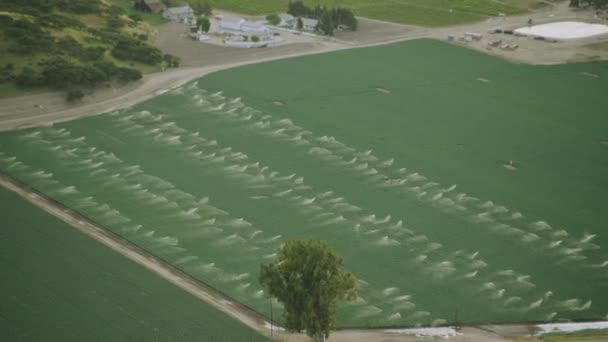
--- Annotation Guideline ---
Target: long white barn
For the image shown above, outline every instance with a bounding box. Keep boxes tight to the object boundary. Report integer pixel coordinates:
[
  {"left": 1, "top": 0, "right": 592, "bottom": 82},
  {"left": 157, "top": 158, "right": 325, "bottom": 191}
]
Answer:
[{"left": 220, "top": 18, "right": 269, "bottom": 34}]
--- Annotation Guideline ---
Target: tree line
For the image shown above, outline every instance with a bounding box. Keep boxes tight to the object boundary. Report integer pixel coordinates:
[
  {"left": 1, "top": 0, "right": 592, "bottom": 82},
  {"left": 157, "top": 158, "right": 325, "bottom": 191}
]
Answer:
[
  {"left": 570, "top": 0, "right": 608, "bottom": 8},
  {"left": 287, "top": 0, "right": 358, "bottom": 35}
]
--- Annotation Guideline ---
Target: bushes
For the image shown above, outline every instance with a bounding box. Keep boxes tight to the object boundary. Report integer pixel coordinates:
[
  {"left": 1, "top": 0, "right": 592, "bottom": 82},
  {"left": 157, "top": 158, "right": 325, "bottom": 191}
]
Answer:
[
  {"left": 0, "top": 64, "right": 15, "bottom": 83},
  {"left": 0, "top": 0, "right": 102, "bottom": 14},
  {"left": 36, "top": 13, "right": 84, "bottom": 29},
  {"left": 0, "top": 0, "right": 174, "bottom": 93},
  {"left": 66, "top": 90, "right": 84, "bottom": 102},
  {"left": 15, "top": 59, "right": 143, "bottom": 90},
  {"left": 55, "top": 37, "right": 106, "bottom": 62},
  {"left": 129, "top": 14, "right": 143, "bottom": 22},
  {"left": 112, "top": 39, "right": 163, "bottom": 65},
  {"left": 5, "top": 19, "right": 54, "bottom": 54},
  {"left": 163, "top": 54, "right": 180, "bottom": 68},
  {"left": 266, "top": 13, "right": 280, "bottom": 26},
  {"left": 15, "top": 67, "right": 43, "bottom": 88}
]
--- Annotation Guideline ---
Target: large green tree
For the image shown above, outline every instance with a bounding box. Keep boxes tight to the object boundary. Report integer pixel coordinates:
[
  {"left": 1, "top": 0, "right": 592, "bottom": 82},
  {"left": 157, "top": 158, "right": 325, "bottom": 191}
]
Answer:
[
  {"left": 191, "top": 0, "right": 212, "bottom": 16},
  {"left": 197, "top": 16, "right": 210, "bottom": 32},
  {"left": 259, "top": 239, "right": 357, "bottom": 342}
]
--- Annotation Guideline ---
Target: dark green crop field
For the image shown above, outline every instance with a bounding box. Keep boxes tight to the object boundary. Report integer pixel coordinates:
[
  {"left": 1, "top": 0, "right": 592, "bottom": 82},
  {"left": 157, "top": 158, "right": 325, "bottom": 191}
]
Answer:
[
  {"left": 0, "top": 187, "right": 266, "bottom": 341},
  {"left": 1, "top": 39, "right": 607, "bottom": 328}
]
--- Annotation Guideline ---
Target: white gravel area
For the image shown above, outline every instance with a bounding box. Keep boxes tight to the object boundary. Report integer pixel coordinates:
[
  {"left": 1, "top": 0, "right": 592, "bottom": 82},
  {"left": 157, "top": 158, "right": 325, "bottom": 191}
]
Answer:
[{"left": 515, "top": 21, "right": 608, "bottom": 40}]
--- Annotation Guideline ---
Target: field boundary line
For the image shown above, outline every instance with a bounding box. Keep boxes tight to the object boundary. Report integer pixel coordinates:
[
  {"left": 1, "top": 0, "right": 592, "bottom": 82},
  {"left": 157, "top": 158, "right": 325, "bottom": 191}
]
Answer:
[{"left": 0, "top": 172, "right": 282, "bottom": 340}]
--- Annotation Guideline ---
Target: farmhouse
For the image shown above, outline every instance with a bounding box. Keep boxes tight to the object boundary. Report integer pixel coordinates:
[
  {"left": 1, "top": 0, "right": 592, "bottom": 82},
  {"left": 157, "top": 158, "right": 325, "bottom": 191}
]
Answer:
[
  {"left": 301, "top": 18, "right": 318, "bottom": 32},
  {"left": 136, "top": 0, "right": 166, "bottom": 13},
  {"left": 279, "top": 14, "right": 296, "bottom": 27},
  {"left": 163, "top": 6, "right": 195, "bottom": 23}
]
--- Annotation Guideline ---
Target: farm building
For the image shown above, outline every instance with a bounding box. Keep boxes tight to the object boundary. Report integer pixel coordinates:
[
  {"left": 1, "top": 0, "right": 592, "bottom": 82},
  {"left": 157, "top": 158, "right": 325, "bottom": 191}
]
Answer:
[
  {"left": 242, "top": 21, "right": 269, "bottom": 33},
  {"left": 163, "top": 6, "right": 195, "bottom": 23},
  {"left": 220, "top": 19, "right": 245, "bottom": 32},
  {"left": 301, "top": 18, "right": 318, "bottom": 32},
  {"left": 220, "top": 18, "right": 269, "bottom": 33},
  {"left": 279, "top": 14, "right": 296, "bottom": 27},
  {"left": 135, "top": 0, "right": 166, "bottom": 13}
]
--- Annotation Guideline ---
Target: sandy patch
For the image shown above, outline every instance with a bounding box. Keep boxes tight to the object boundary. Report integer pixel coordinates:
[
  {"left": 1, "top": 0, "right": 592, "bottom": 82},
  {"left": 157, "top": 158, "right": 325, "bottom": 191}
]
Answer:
[
  {"left": 375, "top": 87, "right": 391, "bottom": 94},
  {"left": 273, "top": 101, "right": 285, "bottom": 106},
  {"left": 477, "top": 78, "right": 491, "bottom": 83}
]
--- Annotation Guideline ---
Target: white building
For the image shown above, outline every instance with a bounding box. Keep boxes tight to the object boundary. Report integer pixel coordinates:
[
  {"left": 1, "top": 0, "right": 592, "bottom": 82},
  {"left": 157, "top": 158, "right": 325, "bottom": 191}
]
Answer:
[
  {"left": 301, "top": 18, "right": 318, "bottom": 32},
  {"left": 162, "top": 6, "right": 194, "bottom": 23},
  {"left": 242, "top": 20, "right": 269, "bottom": 33},
  {"left": 220, "top": 18, "right": 268, "bottom": 34},
  {"left": 279, "top": 14, "right": 296, "bottom": 27},
  {"left": 220, "top": 18, "right": 245, "bottom": 31}
]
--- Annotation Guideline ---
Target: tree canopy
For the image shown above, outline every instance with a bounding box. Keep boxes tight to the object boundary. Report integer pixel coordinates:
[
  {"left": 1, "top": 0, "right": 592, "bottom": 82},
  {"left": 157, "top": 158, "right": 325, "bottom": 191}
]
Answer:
[
  {"left": 266, "top": 13, "right": 281, "bottom": 26},
  {"left": 197, "top": 16, "right": 211, "bottom": 32},
  {"left": 286, "top": 0, "right": 358, "bottom": 35},
  {"left": 192, "top": 0, "right": 212, "bottom": 16},
  {"left": 259, "top": 239, "right": 357, "bottom": 341},
  {"left": 570, "top": 0, "right": 608, "bottom": 7}
]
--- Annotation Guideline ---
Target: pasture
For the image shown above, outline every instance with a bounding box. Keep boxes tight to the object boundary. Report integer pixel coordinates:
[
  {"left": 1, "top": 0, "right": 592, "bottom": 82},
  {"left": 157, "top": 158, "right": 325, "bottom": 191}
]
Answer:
[
  {"left": 209, "top": 0, "right": 541, "bottom": 26},
  {"left": 1, "top": 39, "right": 607, "bottom": 328},
  {"left": 0, "top": 186, "right": 267, "bottom": 340}
]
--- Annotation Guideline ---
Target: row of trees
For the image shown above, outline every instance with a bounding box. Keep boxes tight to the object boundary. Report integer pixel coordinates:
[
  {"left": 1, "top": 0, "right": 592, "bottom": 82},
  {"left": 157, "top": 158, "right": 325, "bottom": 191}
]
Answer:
[
  {"left": 570, "top": 0, "right": 608, "bottom": 8},
  {"left": 287, "top": 0, "right": 358, "bottom": 35}
]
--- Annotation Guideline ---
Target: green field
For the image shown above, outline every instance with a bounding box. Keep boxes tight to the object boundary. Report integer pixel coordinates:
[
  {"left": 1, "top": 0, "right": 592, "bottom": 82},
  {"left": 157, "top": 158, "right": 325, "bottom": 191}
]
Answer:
[
  {"left": 1, "top": 39, "right": 607, "bottom": 328},
  {"left": 210, "top": 0, "right": 540, "bottom": 26},
  {"left": 0, "top": 186, "right": 267, "bottom": 341}
]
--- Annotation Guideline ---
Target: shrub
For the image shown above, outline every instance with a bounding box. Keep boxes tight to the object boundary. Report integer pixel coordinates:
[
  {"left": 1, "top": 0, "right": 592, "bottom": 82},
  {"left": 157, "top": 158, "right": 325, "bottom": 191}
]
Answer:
[
  {"left": 111, "top": 39, "right": 163, "bottom": 65},
  {"left": 0, "top": 64, "right": 15, "bottom": 83},
  {"left": 15, "top": 67, "right": 43, "bottom": 88},
  {"left": 266, "top": 13, "right": 280, "bottom": 26},
  {"left": 251, "top": 35, "right": 260, "bottom": 42},
  {"left": 163, "top": 54, "right": 180, "bottom": 68},
  {"left": 128, "top": 13, "right": 143, "bottom": 22},
  {"left": 66, "top": 90, "right": 84, "bottom": 102}
]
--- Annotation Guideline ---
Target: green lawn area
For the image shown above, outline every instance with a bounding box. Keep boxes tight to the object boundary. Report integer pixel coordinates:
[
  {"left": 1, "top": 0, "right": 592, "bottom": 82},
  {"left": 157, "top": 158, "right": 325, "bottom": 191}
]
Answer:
[
  {"left": 1, "top": 39, "right": 607, "bottom": 328},
  {"left": 106, "top": 0, "right": 168, "bottom": 25},
  {"left": 0, "top": 186, "right": 267, "bottom": 341},
  {"left": 542, "top": 331, "right": 608, "bottom": 341},
  {"left": 210, "top": 0, "right": 540, "bottom": 26}
]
